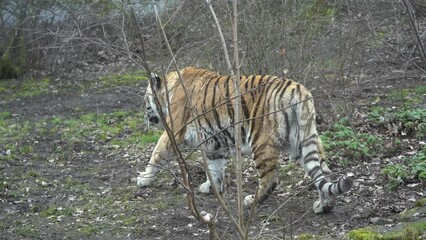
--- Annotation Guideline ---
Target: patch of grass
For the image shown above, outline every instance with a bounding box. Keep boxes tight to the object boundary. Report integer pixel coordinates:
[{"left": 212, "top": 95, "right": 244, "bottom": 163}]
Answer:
[
  {"left": 15, "top": 226, "right": 39, "bottom": 238},
  {"left": 382, "top": 146, "right": 426, "bottom": 190},
  {"left": 0, "top": 179, "right": 7, "bottom": 191},
  {"left": 97, "top": 70, "right": 147, "bottom": 87},
  {"left": 57, "top": 110, "right": 160, "bottom": 147},
  {"left": 0, "top": 119, "right": 34, "bottom": 161},
  {"left": 367, "top": 105, "right": 426, "bottom": 139},
  {"left": 0, "top": 111, "right": 11, "bottom": 120},
  {"left": 415, "top": 198, "right": 426, "bottom": 207},
  {"left": 415, "top": 85, "right": 426, "bottom": 95},
  {"left": 387, "top": 87, "right": 426, "bottom": 109},
  {"left": 395, "top": 109, "right": 426, "bottom": 138},
  {"left": 298, "top": 233, "right": 318, "bottom": 240},
  {"left": 79, "top": 224, "right": 102, "bottom": 235},
  {"left": 0, "top": 78, "right": 51, "bottom": 100},
  {"left": 347, "top": 227, "right": 381, "bottom": 240},
  {"left": 25, "top": 170, "right": 40, "bottom": 178},
  {"left": 63, "top": 176, "right": 86, "bottom": 190},
  {"left": 127, "top": 130, "right": 162, "bottom": 146},
  {"left": 320, "top": 118, "right": 383, "bottom": 164},
  {"left": 40, "top": 206, "right": 74, "bottom": 218}
]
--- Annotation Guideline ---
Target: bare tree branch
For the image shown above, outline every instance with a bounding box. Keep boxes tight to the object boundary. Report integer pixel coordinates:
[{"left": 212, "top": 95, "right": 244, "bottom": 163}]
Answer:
[{"left": 402, "top": 0, "right": 426, "bottom": 70}]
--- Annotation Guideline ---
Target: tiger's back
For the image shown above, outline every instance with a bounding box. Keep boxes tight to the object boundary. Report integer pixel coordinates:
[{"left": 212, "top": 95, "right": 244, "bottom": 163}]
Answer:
[{"left": 138, "top": 67, "right": 353, "bottom": 213}]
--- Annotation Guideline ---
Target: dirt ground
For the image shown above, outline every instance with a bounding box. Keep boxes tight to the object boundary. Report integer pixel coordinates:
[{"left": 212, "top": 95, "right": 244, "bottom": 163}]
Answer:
[
  {"left": 1, "top": 2, "right": 426, "bottom": 238},
  {"left": 0, "top": 65, "right": 425, "bottom": 240}
]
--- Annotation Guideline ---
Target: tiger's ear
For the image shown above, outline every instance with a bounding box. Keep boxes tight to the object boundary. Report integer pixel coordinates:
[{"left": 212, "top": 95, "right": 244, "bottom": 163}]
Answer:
[{"left": 150, "top": 73, "right": 161, "bottom": 89}]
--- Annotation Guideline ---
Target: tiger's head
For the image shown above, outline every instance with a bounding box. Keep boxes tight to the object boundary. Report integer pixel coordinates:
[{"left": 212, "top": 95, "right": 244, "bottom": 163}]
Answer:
[{"left": 144, "top": 73, "right": 166, "bottom": 128}]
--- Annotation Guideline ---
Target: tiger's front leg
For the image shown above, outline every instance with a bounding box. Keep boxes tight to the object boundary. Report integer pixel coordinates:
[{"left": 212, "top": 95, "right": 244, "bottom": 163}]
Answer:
[
  {"left": 198, "top": 157, "right": 226, "bottom": 194},
  {"left": 137, "top": 132, "right": 171, "bottom": 187}
]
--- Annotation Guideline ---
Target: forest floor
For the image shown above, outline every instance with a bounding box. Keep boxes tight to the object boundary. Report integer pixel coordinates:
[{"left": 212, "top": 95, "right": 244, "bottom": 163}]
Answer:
[{"left": 0, "top": 63, "right": 425, "bottom": 240}]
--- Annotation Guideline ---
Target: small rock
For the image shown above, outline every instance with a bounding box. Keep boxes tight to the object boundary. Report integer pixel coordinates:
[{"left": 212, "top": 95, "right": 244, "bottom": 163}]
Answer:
[{"left": 370, "top": 217, "right": 393, "bottom": 225}]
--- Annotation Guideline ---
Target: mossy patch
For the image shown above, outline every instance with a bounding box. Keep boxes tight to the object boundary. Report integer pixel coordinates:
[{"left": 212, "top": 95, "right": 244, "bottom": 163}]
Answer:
[
  {"left": 348, "top": 227, "right": 381, "bottom": 240},
  {"left": 320, "top": 117, "right": 383, "bottom": 164},
  {"left": 96, "top": 70, "right": 147, "bottom": 87},
  {"left": 415, "top": 198, "right": 426, "bottom": 208},
  {"left": 347, "top": 220, "right": 426, "bottom": 240},
  {"left": 0, "top": 77, "right": 51, "bottom": 100}
]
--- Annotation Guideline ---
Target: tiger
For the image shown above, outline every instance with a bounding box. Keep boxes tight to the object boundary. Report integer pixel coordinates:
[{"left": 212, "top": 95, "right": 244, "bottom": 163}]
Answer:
[{"left": 137, "top": 67, "right": 353, "bottom": 213}]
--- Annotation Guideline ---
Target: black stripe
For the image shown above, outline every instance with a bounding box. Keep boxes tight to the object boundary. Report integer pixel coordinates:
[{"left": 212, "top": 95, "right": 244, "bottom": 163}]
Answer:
[
  {"left": 272, "top": 79, "right": 288, "bottom": 107},
  {"left": 313, "top": 173, "right": 323, "bottom": 183},
  {"left": 307, "top": 166, "right": 320, "bottom": 178},
  {"left": 304, "top": 157, "right": 319, "bottom": 165},
  {"left": 318, "top": 179, "right": 327, "bottom": 190},
  {"left": 214, "top": 140, "right": 221, "bottom": 151},
  {"left": 268, "top": 79, "right": 283, "bottom": 112},
  {"left": 244, "top": 75, "right": 254, "bottom": 98},
  {"left": 225, "top": 76, "right": 236, "bottom": 145},
  {"left": 255, "top": 156, "right": 276, "bottom": 164},
  {"left": 203, "top": 77, "right": 216, "bottom": 110},
  {"left": 304, "top": 150, "right": 318, "bottom": 161},
  {"left": 328, "top": 184, "right": 333, "bottom": 195},
  {"left": 224, "top": 76, "right": 234, "bottom": 123},
  {"left": 337, "top": 180, "right": 343, "bottom": 194},
  {"left": 247, "top": 76, "right": 260, "bottom": 140},
  {"left": 202, "top": 77, "right": 220, "bottom": 143},
  {"left": 240, "top": 77, "right": 251, "bottom": 119},
  {"left": 255, "top": 162, "right": 266, "bottom": 169},
  {"left": 291, "top": 88, "right": 296, "bottom": 100},
  {"left": 302, "top": 134, "right": 317, "bottom": 144},
  {"left": 251, "top": 129, "right": 262, "bottom": 147},
  {"left": 241, "top": 126, "right": 247, "bottom": 143},
  {"left": 192, "top": 69, "right": 209, "bottom": 83},
  {"left": 240, "top": 94, "right": 250, "bottom": 120},
  {"left": 260, "top": 165, "right": 277, "bottom": 178},
  {"left": 211, "top": 78, "right": 233, "bottom": 143},
  {"left": 284, "top": 112, "right": 290, "bottom": 142},
  {"left": 260, "top": 76, "right": 275, "bottom": 116},
  {"left": 278, "top": 80, "right": 293, "bottom": 105},
  {"left": 251, "top": 141, "right": 271, "bottom": 154},
  {"left": 303, "top": 140, "right": 317, "bottom": 147},
  {"left": 249, "top": 76, "right": 269, "bottom": 141},
  {"left": 297, "top": 84, "right": 303, "bottom": 104},
  {"left": 250, "top": 75, "right": 258, "bottom": 95}
]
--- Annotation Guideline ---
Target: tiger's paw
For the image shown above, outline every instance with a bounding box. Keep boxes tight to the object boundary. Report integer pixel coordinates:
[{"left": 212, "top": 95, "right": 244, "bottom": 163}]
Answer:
[
  {"left": 243, "top": 195, "right": 255, "bottom": 207},
  {"left": 313, "top": 200, "right": 334, "bottom": 214},
  {"left": 136, "top": 172, "right": 156, "bottom": 187},
  {"left": 198, "top": 181, "right": 211, "bottom": 193}
]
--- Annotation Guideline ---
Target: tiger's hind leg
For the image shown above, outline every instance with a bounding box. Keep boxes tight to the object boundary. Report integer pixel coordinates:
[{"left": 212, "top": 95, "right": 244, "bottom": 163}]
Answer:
[
  {"left": 243, "top": 136, "right": 279, "bottom": 207},
  {"left": 198, "top": 156, "right": 226, "bottom": 194}
]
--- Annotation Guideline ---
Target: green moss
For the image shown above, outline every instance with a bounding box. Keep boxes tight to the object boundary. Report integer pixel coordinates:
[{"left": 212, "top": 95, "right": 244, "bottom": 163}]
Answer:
[
  {"left": 415, "top": 198, "right": 426, "bottom": 207},
  {"left": 320, "top": 118, "right": 383, "bottom": 164},
  {"left": 0, "top": 179, "right": 7, "bottom": 192},
  {"left": 137, "top": 130, "right": 162, "bottom": 145},
  {"left": 97, "top": 70, "right": 147, "bottom": 87},
  {"left": 347, "top": 227, "right": 381, "bottom": 240},
  {"left": 347, "top": 221, "right": 426, "bottom": 240},
  {"left": 415, "top": 85, "right": 426, "bottom": 95},
  {"left": 80, "top": 225, "right": 100, "bottom": 235},
  {"left": 40, "top": 206, "right": 74, "bottom": 218},
  {"left": 382, "top": 221, "right": 426, "bottom": 239},
  {"left": 1, "top": 48, "right": 21, "bottom": 79},
  {"left": 15, "top": 226, "right": 38, "bottom": 238},
  {"left": 298, "top": 233, "right": 316, "bottom": 240},
  {"left": 0, "top": 111, "right": 11, "bottom": 120},
  {"left": 25, "top": 170, "right": 39, "bottom": 178}
]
